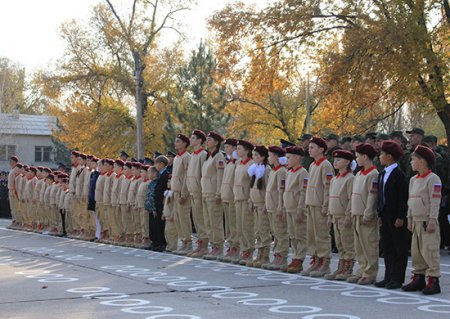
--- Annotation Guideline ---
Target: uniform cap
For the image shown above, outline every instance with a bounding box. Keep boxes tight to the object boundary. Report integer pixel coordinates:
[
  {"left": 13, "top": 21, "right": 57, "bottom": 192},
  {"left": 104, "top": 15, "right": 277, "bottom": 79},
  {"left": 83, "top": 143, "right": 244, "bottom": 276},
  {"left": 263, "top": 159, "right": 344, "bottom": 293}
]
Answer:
[
  {"left": 10, "top": 156, "right": 19, "bottom": 162},
  {"left": 413, "top": 145, "right": 435, "bottom": 167},
  {"left": 192, "top": 129, "right": 207, "bottom": 142},
  {"left": 176, "top": 133, "right": 190, "bottom": 146},
  {"left": 310, "top": 137, "right": 328, "bottom": 152},
  {"left": 406, "top": 127, "right": 425, "bottom": 136},
  {"left": 355, "top": 143, "right": 378, "bottom": 159},
  {"left": 280, "top": 139, "right": 295, "bottom": 148},
  {"left": 208, "top": 131, "right": 224, "bottom": 142},
  {"left": 253, "top": 145, "right": 268, "bottom": 158},
  {"left": 237, "top": 140, "right": 254, "bottom": 150},
  {"left": 286, "top": 146, "right": 305, "bottom": 156},
  {"left": 381, "top": 140, "right": 404, "bottom": 159},
  {"left": 298, "top": 133, "right": 313, "bottom": 141},
  {"left": 326, "top": 133, "right": 339, "bottom": 141},
  {"left": 268, "top": 145, "right": 286, "bottom": 156},
  {"left": 114, "top": 159, "right": 125, "bottom": 167},
  {"left": 333, "top": 150, "right": 354, "bottom": 161},
  {"left": 224, "top": 138, "right": 238, "bottom": 146}
]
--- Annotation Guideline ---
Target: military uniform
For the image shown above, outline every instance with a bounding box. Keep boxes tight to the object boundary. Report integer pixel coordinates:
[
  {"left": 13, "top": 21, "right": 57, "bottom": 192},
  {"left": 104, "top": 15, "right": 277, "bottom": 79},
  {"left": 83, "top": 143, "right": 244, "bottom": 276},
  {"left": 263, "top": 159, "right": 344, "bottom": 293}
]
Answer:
[
  {"left": 136, "top": 174, "right": 151, "bottom": 246},
  {"left": 102, "top": 169, "right": 115, "bottom": 240},
  {"left": 128, "top": 169, "right": 143, "bottom": 245},
  {"left": 186, "top": 147, "right": 208, "bottom": 256},
  {"left": 201, "top": 145, "right": 226, "bottom": 260},
  {"left": 171, "top": 149, "right": 192, "bottom": 254},
  {"left": 119, "top": 171, "right": 134, "bottom": 243},
  {"left": 95, "top": 170, "right": 107, "bottom": 239},
  {"left": 111, "top": 169, "right": 125, "bottom": 242},
  {"left": 7, "top": 165, "right": 19, "bottom": 226}
]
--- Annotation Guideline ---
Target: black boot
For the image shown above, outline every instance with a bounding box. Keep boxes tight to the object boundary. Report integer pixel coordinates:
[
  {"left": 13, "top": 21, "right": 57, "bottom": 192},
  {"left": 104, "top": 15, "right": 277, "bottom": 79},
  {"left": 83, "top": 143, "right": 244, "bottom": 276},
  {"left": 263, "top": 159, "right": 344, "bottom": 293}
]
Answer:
[
  {"left": 402, "top": 274, "right": 426, "bottom": 291},
  {"left": 422, "top": 277, "right": 441, "bottom": 295}
]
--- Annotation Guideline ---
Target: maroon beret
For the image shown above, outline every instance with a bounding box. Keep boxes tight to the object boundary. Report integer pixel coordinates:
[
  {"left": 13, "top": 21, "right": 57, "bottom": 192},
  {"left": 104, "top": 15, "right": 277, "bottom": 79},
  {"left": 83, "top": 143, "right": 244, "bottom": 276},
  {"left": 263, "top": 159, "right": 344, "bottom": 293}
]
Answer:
[
  {"left": 141, "top": 164, "right": 150, "bottom": 170},
  {"left": 310, "top": 137, "right": 328, "bottom": 152},
  {"left": 71, "top": 151, "right": 80, "bottom": 156},
  {"left": 114, "top": 159, "right": 125, "bottom": 167},
  {"left": 10, "top": 156, "right": 19, "bottom": 162},
  {"left": 46, "top": 174, "right": 55, "bottom": 181},
  {"left": 413, "top": 145, "right": 435, "bottom": 167},
  {"left": 224, "top": 138, "right": 238, "bottom": 146},
  {"left": 268, "top": 145, "right": 286, "bottom": 156},
  {"left": 355, "top": 143, "right": 378, "bottom": 159},
  {"left": 86, "top": 154, "right": 94, "bottom": 160},
  {"left": 43, "top": 167, "right": 52, "bottom": 173},
  {"left": 91, "top": 156, "right": 99, "bottom": 162},
  {"left": 286, "top": 146, "right": 305, "bottom": 156},
  {"left": 131, "top": 162, "right": 142, "bottom": 168},
  {"left": 29, "top": 166, "right": 38, "bottom": 173},
  {"left": 253, "top": 145, "right": 268, "bottom": 158},
  {"left": 57, "top": 172, "right": 66, "bottom": 178},
  {"left": 237, "top": 140, "right": 254, "bottom": 150},
  {"left": 192, "top": 129, "right": 207, "bottom": 142},
  {"left": 78, "top": 153, "right": 87, "bottom": 160},
  {"left": 333, "top": 150, "right": 354, "bottom": 161},
  {"left": 125, "top": 161, "right": 133, "bottom": 168},
  {"left": 23, "top": 165, "right": 30, "bottom": 170},
  {"left": 16, "top": 163, "right": 23, "bottom": 168},
  {"left": 37, "top": 166, "right": 44, "bottom": 171},
  {"left": 103, "top": 158, "right": 114, "bottom": 166},
  {"left": 176, "top": 133, "right": 190, "bottom": 146},
  {"left": 381, "top": 140, "right": 404, "bottom": 159},
  {"left": 207, "top": 131, "right": 223, "bottom": 143}
]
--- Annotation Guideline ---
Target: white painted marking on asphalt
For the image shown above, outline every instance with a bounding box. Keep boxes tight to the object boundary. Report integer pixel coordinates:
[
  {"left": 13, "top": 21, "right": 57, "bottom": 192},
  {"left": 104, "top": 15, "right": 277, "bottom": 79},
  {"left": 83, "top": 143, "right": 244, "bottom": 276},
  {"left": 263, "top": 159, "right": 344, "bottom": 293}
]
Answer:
[
  {"left": 376, "top": 297, "right": 430, "bottom": 305},
  {"left": 269, "top": 305, "right": 322, "bottom": 314},
  {"left": 238, "top": 298, "right": 288, "bottom": 306}
]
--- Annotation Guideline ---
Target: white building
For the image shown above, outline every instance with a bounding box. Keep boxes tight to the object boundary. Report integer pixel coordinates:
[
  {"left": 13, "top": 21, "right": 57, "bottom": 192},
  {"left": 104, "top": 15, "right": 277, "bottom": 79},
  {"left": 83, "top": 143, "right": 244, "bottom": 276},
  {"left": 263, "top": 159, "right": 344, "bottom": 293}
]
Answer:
[{"left": 0, "top": 113, "right": 57, "bottom": 171}]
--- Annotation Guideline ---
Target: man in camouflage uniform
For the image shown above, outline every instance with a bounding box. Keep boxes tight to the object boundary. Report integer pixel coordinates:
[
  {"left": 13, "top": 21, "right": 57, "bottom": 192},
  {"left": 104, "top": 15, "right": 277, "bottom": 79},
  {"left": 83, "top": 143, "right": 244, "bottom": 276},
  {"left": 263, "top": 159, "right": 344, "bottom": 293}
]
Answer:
[{"left": 325, "top": 133, "right": 342, "bottom": 164}]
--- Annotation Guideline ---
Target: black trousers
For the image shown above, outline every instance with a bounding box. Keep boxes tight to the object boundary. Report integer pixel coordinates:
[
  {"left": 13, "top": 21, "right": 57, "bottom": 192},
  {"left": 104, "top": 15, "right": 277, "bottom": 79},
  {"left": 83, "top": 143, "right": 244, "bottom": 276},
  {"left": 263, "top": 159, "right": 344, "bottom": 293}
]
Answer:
[
  {"left": 149, "top": 210, "right": 166, "bottom": 247},
  {"left": 380, "top": 215, "right": 410, "bottom": 283}
]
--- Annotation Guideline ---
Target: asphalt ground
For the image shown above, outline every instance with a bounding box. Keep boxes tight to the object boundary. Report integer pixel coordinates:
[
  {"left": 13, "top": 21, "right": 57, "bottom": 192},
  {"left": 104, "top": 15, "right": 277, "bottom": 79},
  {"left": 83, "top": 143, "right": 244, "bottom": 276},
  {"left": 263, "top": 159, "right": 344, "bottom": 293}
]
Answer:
[{"left": 1, "top": 218, "right": 450, "bottom": 319}]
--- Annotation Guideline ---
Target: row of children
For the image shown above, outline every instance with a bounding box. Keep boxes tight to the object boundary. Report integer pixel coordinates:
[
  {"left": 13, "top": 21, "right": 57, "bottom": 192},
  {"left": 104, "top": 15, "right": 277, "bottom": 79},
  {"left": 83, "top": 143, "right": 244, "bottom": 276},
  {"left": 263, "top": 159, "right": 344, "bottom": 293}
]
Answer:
[{"left": 7, "top": 129, "right": 443, "bottom": 295}]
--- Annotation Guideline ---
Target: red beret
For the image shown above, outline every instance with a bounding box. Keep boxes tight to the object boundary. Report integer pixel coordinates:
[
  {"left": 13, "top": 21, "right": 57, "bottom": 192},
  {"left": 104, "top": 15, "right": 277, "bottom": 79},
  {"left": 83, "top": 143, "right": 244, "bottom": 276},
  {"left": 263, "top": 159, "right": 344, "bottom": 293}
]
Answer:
[
  {"left": 86, "top": 154, "right": 94, "bottom": 160},
  {"left": 286, "top": 146, "right": 305, "bottom": 156},
  {"left": 413, "top": 145, "right": 435, "bottom": 167},
  {"left": 23, "top": 165, "right": 30, "bottom": 170},
  {"left": 37, "top": 166, "right": 44, "bottom": 171},
  {"left": 310, "top": 137, "right": 328, "bottom": 152},
  {"left": 71, "top": 151, "right": 80, "bottom": 156},
  {"left": 207, "top": 131, "right": 223, "bottom": 142},
  {"left": 192, "top": 129, "right": 207, "bottom": 142},
  {"left": 43, "top": 167, "right": 52, "bottom": 173},
  {"left": 57, "top": 172, "right": 66, "bottom": 178},
  {"left": 381, "top": 140, "right": 404, "bottom": 159},
  {"left": 16, "top": 163, "right": 23, "bottom": 168},
  {"left": 176, "top": 133, "right": 190, "bottom": 146},
  {"left": 333, "top": 150, "right": 354, "bottom": 161},
  {"left": 125, "top": 161, "right": 133, "bottom": 168},
  {"left": 224, "top": 138, "right": 238, "bottom": 146},
  {"left": 253, "top": 145, "right": 268, "bottom": 158},
  {"left": 46, "top": 174, "right": 55, "bottom": 181},
  {"left": 355, "top": 143, "right": 378, "bottom": 159},
  {"left": 78, "top": 153, "right": 87, "bottom": 160},
  {"left": 141, "top": 164, "right": 150, "bottom": 170},
  {"left": 10, "top": 156, "right": 19, "bottom": 162},
  {"left": 237, "top": 140, "right": 254, "bottom": 150},
  {"left": 268, "top": 145, "right": 286, "bottom": 156},
  {"left": 91, "top": 156, "right": 99, "bottom": 162},
  {"left": 29, "top": 166, "right": 37, "bottom": 173},
  {"left": 114, "top": 159, "right": 125, "bottom": 167}
]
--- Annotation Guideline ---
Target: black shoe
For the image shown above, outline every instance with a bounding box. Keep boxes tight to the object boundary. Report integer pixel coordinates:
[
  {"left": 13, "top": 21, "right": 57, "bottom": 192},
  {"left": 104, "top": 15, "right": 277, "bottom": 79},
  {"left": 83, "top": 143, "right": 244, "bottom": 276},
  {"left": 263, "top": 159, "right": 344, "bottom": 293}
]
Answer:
[
  {"left": 402, "top": 274, "right": 426, "bottom": 291},
  {"left": 374, "top": 279, "right": 388, "bottom": 288},
  {"left": 422, "top": 277, "right": 441, "bottom": 295},
  {"left": 386, "top": 281, "right": 402, "bottom": 290},
  {"left": 156, "top": 245, "right": 166, "bottom": 252}
]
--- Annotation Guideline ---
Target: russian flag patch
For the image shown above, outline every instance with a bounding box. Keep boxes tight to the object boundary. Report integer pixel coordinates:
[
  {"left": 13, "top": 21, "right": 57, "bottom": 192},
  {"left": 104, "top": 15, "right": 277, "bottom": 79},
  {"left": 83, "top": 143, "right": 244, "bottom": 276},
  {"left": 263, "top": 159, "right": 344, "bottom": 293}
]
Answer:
[
  {"left": 303, "top": 178, "right": 308, "bottom": 188},
  {"left": 371, "top": 181, "right": 379, "bottom": 193},
  {"left": 326, "top": 173, "right": 333, "bottom": 181},
  {"left": 434, "top": 184, "right": 442, "bottom": 193}
]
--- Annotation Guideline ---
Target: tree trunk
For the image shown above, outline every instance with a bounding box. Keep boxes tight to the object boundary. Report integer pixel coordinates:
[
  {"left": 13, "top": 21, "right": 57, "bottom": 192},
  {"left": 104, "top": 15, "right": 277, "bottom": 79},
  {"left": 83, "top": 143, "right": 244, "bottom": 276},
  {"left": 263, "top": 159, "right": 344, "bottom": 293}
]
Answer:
[{"left": 133, "top": 50, "right": 144, "bottom": 160}]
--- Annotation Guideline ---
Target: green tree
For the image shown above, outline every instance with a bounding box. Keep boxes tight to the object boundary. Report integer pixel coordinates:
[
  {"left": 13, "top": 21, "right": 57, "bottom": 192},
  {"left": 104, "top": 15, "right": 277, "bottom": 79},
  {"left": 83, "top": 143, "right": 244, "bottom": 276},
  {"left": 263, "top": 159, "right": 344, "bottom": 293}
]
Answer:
[{"left": 164, "top": 41, "right": 231, "bottom": 146}]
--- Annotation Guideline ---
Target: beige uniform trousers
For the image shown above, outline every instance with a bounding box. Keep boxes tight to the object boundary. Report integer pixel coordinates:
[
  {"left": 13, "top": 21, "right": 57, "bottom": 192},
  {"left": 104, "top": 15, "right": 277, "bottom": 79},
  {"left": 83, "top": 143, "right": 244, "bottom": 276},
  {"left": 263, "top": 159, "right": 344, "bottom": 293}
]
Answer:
[
  {"left": 131, "top": 206, "right": 141, "bottom": 235},
  {"left": 353, "top": 215, "right": 379, "bottom": 279},
  {"left": 268, "top": 211, "right": 289, "bottom": 257},
  {"left": 102, "top": 204, "right": 112, "bottom": 233},
  {"left": 333, "top": 216, "right": 355, "bottom": 260},
  {"left": 191, "top": 194, "right": 208, "bottom": 241},
  {"left": 203, "top": 196, "right": 223, "bottom": 246},
  {"left": 223, "top": 201, "right": 238, "bottom": 247},
  {"left": 411, "top": 221, "right": 441, "bottom": 277},
  {"left": 120, "top": 205, "right": 133, "bottom": 236},
  {"left": 173, "top": 191, "right": 192, "bottom": 243},
  {"left": 307, "top": 205, "right": 332, "bottom": 258},
  {"left": 235, "top": 200, "right": 254, "bottom": 252},
  {"left": 9, "top": 192, "right": 18, "bottom": 222},
  {"left": 254, "top": 206, "right": 271, "bottom": 249},
  {"left": 140, "top": 208, "right": 149, "bottom": 238},
  {"left": 287, "top": 211, "right": 308, "bottom": 260}
]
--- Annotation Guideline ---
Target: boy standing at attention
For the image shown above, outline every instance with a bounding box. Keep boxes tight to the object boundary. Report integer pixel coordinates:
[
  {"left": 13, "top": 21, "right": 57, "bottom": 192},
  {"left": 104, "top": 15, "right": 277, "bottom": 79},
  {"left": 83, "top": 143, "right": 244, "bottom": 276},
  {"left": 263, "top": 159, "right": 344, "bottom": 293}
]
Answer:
[
  {"left": 303, "top": 137, "right": 334, "bottom": 277},
  {"left": 348, "top": 143, "right": 379, "bottom": 285}
]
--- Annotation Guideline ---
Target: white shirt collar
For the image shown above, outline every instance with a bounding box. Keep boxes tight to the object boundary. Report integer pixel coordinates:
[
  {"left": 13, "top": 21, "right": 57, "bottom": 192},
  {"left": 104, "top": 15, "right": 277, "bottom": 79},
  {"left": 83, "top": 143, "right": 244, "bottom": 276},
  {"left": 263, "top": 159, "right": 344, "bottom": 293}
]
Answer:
[{"left": 384, "top": 163, "right": 398, "bottom": 174}]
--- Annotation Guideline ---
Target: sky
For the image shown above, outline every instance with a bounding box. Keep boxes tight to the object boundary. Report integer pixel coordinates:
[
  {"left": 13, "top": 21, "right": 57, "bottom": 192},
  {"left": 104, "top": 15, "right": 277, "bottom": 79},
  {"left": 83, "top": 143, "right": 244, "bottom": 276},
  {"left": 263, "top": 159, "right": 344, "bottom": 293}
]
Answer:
[{"left": 0, "top": 0, "right": 259, "bottom": 75}]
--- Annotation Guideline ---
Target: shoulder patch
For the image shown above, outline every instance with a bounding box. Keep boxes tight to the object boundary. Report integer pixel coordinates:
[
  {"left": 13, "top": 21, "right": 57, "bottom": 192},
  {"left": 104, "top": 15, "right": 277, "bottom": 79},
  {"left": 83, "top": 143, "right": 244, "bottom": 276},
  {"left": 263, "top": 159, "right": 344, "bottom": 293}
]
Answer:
[
  {"left": 326, "top": 173, "right": 333, "bottom": 182},
  {"left": 280, "top": 179, "right": 286, "bottom": 189},
  {"left": 217, "top": 160, "right": 225, "bottom": 169},
  {"left": 303, "top": 178, "right": 309, "bottom": 188},
  {"left": 434, "top": 184, "right": 442, "bottom": 193},
  {"left": 371, "top": 181, "right": 379, "bottom": 193}
]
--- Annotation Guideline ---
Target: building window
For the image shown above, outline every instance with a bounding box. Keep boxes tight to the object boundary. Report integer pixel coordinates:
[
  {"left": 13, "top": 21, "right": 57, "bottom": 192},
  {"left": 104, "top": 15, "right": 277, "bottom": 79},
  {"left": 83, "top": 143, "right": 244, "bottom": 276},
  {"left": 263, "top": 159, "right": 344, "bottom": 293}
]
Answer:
[
  {"left": 35, "top": 146, "right": 53, "bottom": 162},
  {"left": 0, "top": 145, "right": 17, "bottom": 161}
]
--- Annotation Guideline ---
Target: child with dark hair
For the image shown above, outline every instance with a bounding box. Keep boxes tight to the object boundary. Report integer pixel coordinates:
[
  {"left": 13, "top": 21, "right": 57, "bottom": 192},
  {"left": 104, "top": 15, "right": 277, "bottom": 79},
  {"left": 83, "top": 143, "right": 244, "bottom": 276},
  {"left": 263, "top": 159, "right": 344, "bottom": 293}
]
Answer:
[{"left": 248, "top": 145, "right": 271, "bottom": 267}]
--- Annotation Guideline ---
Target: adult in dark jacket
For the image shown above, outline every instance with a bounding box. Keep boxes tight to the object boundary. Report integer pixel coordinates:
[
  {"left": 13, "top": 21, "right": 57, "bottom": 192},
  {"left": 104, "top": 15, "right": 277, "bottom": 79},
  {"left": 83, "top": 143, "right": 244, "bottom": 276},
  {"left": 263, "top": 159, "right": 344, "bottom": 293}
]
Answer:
[
  {"left": 150, "top": 156, "right": 169, "bottom": 251},
  {"left": 375, "top": 141, "right": 409, "bottom": 289}
]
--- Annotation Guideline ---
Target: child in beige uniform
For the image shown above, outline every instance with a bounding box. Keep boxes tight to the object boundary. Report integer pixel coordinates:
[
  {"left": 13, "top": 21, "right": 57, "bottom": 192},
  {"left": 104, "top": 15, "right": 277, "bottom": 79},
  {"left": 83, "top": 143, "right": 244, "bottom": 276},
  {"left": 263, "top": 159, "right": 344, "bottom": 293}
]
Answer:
[
  {"left": 283, "top": 146, "right": 309, "bottom": 273},
  {"left": 263, "top": 146, "right": 288, "bottom": 271},
  {"left": 303, "top": 137, "right": 334, "bottom": 277},
  {"left": 202, "top": 132, "right": 226, "bottom": 260},
  {"left": 402, "top": 145, "right": 442, "bottom": 295},
  {"left": 171, "top": 134, "right": 192, "bottom": 255},
  {"left": 101, "top": 159, "right": 115, "bottom": 241},
  {"left": 325, "top": 150, "right": 355, "bottom": 280},
  {"left": 233, "top": 140, "right": 255, "bottom": 265},
  {"left": 348, "top": 143, "right": 379, "bottom": 285},
  {"left": 187, "top": 129, "right": 208, "bottom": 257},
  {"left": 119, "top": 162, "right": 134, "bottom": 244},
  {"left": 136, "top": 165, "right": 151, "bottom": 247},
  {"left": 248, "top": 145, "right": 271, "bottom": 267},
  {"left": 110, "top": 160, "right": 125, "bottom": 242},
  {"left": 219, "top": 139, "right": 239, "bottom": 262}
]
